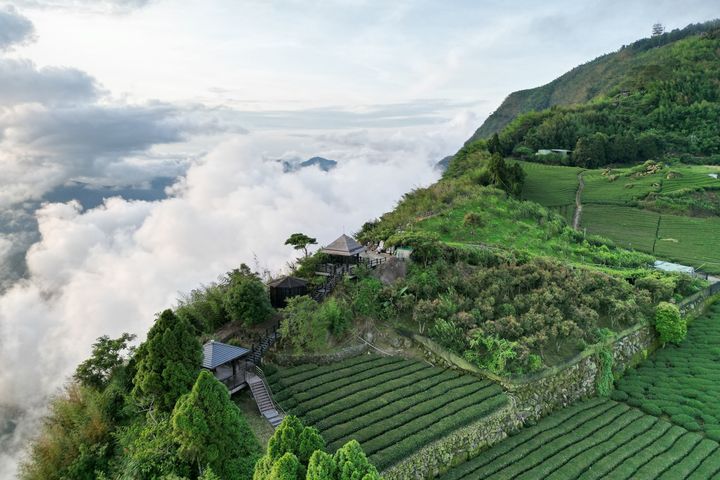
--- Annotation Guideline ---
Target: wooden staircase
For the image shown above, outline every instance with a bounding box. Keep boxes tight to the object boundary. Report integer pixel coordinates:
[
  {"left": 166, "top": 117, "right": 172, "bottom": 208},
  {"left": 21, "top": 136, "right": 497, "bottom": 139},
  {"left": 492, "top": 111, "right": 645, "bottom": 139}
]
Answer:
[
  {"left": 247, "top": 368, "right": 285, "bottom": 428},
  {"left": 248, "top": 323, "right": 280, "bottom": 366}
]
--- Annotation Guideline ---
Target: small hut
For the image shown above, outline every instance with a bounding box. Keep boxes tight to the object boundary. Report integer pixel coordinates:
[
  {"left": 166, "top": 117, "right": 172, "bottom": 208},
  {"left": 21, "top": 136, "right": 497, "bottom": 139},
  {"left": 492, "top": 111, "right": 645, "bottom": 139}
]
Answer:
[
  {"left": 319, "top": 234, "right": 366, "bottom": 264},
  {"left": 202, "top": 340, "right": 250, "bottom": 394},
  {"left": 268, "top": 276, "right": 308, "bottom": 308}
]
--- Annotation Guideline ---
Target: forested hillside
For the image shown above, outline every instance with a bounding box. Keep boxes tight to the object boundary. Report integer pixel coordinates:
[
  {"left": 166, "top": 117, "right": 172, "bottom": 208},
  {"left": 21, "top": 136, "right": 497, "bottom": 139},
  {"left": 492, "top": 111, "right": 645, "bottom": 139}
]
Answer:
[{"left": 470, "top": 20, "right": 720, "bottom": 165}]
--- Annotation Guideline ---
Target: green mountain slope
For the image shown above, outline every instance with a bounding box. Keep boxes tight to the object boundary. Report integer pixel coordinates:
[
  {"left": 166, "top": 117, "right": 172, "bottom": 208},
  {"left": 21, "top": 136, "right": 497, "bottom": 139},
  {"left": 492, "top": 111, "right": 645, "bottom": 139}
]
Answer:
[{"left": 471, "top": 20, "right": 720, "bottom": 145}]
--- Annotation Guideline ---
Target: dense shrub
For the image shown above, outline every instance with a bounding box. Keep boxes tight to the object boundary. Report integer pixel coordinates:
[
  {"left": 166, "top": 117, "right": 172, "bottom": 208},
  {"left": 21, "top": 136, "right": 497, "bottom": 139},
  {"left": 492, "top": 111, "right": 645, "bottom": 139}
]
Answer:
[
  {"left": 654, "top": 301, "right": 687, "bottom": 344},
  {"left": 224, "top": 265, "right": 274, "bottom": 326},
  {"left": 279, "top": 296, "right": 328, "bottom": 354}
]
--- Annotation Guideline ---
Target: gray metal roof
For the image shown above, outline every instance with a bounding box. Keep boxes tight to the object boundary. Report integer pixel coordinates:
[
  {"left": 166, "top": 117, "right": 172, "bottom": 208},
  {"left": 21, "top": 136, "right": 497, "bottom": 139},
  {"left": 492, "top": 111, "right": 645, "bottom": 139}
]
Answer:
[
  {"left": 202, "top": 340, "right": 250, "bottom": 369},
  {"left": 268, "top": 276, "right": 308, "bottom": 288},
  {"left": 320, "top": 234, "right": 365, "bottom": 256},
  {"left": 654, "top": 260, "right": 695, "bottom": 274}
]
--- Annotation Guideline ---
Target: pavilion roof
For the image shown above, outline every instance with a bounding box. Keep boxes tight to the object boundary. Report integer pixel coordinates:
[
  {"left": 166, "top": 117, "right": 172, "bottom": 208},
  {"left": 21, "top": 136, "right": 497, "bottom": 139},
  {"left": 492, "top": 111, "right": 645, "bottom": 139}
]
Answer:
[
  {"left": 319, "top": 234, "right": 365, "bottom": 257},
  {"left": 268, "top": 276, "right": 308, "bottom": 289},
  {"left": 202, "top": 340, "right": 250, "bottom": 369}
]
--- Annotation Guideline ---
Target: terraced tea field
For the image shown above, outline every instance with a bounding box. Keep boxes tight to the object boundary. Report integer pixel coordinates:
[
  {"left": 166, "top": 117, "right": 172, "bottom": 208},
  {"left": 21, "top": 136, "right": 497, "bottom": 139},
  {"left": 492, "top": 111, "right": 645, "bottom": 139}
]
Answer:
[
  {"left": 439, "top": 398, "right": 720, "bottom": 480},
  {"left": 655, "top": 215, "right": 720, "bottom": 272},
  {"left": 266, "top": 354, "right": 508, "bottom": 471},
  {"left": 516, "top": 161, "right": 581, "bottom": 207},
  {"left": 614, "top": 303, "right": 720, "bottom": 438},
  {"left": 581, "top": 204, "right": 659, "bottom": 252},
  {"left": 513, "top": 161, "right": 720, "bottom": 273}
]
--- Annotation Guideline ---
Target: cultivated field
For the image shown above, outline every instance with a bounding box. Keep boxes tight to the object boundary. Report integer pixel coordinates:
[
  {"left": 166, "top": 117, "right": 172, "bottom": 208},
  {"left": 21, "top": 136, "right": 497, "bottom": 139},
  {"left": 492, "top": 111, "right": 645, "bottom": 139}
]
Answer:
[
  {"left": 515, "top": 161, "right": 720, "bottom": 272},
  {"left": 266, "top": 354, "right": 508, "bottom": 471},
  {"left": 614, "top": 304, "right": 720, "bottom": 438},
  {"left": 655, "top": 215, "right": 720, "bottom": 273},
  {"left": 581, "top": 204, "right": 659, "bottom": 252},
  {"left": 438, "top": 397, "right": 720, "bottom": 480},
  {"left": 516, "top": 161, "right": 581, "bottom": 207}
]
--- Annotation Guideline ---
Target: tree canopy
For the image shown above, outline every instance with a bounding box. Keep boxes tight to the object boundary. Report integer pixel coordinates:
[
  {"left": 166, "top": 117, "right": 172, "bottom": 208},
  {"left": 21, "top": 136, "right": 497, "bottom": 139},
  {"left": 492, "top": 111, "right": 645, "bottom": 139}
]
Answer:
[
  {"left": 172, "top": 370, "right": 261, "bottom": 480},
  {"left": 132, "top": 309, "right": 202, "bottom": 412},
  {"left": 224, "top": 264, "right": 274, "bottom": 325},
  {"left": 285, "top": 233, "right": 318, "bottom": 257},
  {"left": 74, "top": 332, "right": 136, "bottom": 390}
]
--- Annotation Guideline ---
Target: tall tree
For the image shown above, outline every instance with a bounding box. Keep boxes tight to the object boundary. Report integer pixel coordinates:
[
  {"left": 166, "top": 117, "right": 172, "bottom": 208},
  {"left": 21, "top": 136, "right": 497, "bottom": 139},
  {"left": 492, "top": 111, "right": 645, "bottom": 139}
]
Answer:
[
  {"left": 224, "top": 265, "right": 274, "bottom": 325},
  {"left": 254, "top": 415, "right": 325, "bottom": 480},
  {"left": 74, "top": 332, "right": 136, "bottom": 390},
  {"left": 285, "top": 233, "right": 318, "bottom": 257},
  {"left": 306, "top": 451, "right": 336, "bottom": 480},
  {"left": 132, "top": 309, "right": 202, "bottom": 412},
  {"left": 172, "top": 370, "right": 261, "bottom": 480},
  {"left": 333, "top": 440, "right": 381, "bottom": 480},
  {"left": 487, "top": 133, "right": 501, "bottom": 155}
]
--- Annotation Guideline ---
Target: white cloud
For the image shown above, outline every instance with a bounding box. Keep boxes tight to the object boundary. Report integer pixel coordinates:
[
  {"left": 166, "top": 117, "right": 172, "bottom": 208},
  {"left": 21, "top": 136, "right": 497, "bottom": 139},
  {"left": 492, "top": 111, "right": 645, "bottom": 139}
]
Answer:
[
  {"left": 0, "top": 114, "right": 473, "bottom": 475},
  {"left": 0, "top": 58, "right": 99, "bottom": 105},
  {"left": 0, "top": 6, "right": 35, "bottom": 50}
]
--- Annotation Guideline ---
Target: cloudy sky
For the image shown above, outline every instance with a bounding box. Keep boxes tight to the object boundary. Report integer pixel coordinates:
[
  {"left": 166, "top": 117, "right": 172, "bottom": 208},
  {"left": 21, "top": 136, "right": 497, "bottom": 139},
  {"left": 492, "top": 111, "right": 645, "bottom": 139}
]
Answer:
[{"left": 0, "top": 0, "right": 718, "bottom": 476}]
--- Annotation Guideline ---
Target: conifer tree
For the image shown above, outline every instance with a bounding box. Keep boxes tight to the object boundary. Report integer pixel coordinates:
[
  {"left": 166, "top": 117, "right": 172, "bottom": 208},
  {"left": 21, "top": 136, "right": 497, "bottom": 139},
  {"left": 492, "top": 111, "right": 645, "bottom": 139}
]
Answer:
[
  {"left": 306, "top": 451, "right": 336, "bottom": 480},
  {"left": 132, "top": 309, "right": 203, "bottom": 411},
  {"left": 172, "top": 370, "right": 261, "bottom": 480},
  {"left": 333, "top": 440, "right": 380, "bottom": 480}
]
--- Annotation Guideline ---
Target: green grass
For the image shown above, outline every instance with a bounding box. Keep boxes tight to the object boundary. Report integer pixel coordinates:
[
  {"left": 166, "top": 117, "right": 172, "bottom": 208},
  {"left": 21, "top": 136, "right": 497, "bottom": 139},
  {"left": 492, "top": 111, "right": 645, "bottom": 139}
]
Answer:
[
  {"left": 266, "top": 354, "right": 508, "bottom": 471},
  {"left": 437, "top": 397, "right": 720, "bottom": 480},
  {"left": 614, "top": 303, "right": 720, "bottom": 438}
]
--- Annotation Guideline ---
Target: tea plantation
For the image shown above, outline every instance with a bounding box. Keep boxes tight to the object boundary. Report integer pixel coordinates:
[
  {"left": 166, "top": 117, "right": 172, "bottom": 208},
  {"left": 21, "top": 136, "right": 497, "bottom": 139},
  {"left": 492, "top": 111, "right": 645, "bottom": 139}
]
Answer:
[
  {"left": 515, "top": 161, "right": 720, "bottom": 273},
  {"left": 439, "top": 398, "right": 720, "bottom": 480},
  {"left": 266, "top": 354, "right": 508, "bottom": 471},
  {"left": 614, "top": 303, "right": 720, "bottom": 438}
]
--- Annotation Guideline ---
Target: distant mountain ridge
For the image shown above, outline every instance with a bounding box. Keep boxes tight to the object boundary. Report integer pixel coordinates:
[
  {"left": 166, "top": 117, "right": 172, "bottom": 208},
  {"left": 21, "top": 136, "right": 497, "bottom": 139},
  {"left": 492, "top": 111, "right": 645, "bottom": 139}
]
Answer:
[
  {"left": 470, "top": 19, "right": 720, "bottom": 142},
  {"left": 282, "top": 156, "right": 338, "bottom": 173}
]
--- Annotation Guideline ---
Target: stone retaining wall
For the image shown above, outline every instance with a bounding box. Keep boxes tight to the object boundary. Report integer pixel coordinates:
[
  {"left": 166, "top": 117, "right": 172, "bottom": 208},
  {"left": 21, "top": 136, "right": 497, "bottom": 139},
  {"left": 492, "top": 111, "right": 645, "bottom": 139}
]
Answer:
[
  {"left": 382, "top": 400, "right": 523, "bottom": 480},
  {"left": 389, "top": 289, "right": 715, "bottom": 478}
]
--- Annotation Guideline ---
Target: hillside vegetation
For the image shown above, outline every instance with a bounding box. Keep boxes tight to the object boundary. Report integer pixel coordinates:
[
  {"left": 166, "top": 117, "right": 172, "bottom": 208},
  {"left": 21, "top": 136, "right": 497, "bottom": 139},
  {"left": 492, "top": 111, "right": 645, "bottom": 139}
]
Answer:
[{"left": 472, "top": 20, "right": 720, "bottom": 144}]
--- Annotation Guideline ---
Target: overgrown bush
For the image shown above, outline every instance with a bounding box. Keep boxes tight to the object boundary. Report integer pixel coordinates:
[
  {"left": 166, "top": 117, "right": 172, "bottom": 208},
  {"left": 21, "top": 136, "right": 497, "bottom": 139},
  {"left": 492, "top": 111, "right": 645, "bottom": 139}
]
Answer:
[
  {"left": 317, "top": 298, "right": 352, "bottom": 337},
  {"left": 654, "top": 301, "right": 687, "bottom": 344}
]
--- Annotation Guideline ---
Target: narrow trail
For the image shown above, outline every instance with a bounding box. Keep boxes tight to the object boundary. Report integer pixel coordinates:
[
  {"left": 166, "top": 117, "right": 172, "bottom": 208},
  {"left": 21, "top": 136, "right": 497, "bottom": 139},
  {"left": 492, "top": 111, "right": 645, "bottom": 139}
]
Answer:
[{"left": 572, "top": 172, "right": 585, "bottom": 230}]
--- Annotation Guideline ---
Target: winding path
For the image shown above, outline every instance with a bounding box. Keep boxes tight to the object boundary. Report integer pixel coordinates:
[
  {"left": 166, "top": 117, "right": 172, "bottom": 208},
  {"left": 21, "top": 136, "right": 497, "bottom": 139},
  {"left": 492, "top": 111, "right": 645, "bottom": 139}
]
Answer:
[{"left": 572, "top": 172, "right": 585, "bottom": 230}]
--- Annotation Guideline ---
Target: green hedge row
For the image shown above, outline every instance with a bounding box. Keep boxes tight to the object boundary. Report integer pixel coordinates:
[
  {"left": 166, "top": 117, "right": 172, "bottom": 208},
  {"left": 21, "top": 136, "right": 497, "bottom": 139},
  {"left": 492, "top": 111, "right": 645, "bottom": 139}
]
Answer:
[
  {"left": 474, "top": 405, "right": 632, "bottom": 479},
  {"left": 279, "top": 356, "right": 403, "bottom": 394},
  {"left": 370, "top": 395, "right": 508, "bottom": 470},
  {"left": 613, "top": 308, "right": 720, "bottom": 435},
  {"left": 438, "top": 399, "right": 720, "bottom": 480},
  {"left": 291, "top": 362, "right": 428, "bottom": 416},
  {"left": 357, "top": 386, "right": 506, "bottom": 457},
  {"left": 293, "top": 359, "right": 419, "bottom": 402},
  {"left": 574, "top": 420, "right": 672, "bottom": 480},
  {"left": 325, "top": 380, "right": 495, "bottom": 448},
  {"left": 513, "top": 409, "right": 644, "bottom": 478},
  {"left": 439, "top": 399, "right": 615, "bottom": 480},
  {"left": 307, "top": 368, "right": 460, "bottom": 429},
  {"left": 275, "top": 354, "right": 384, "bottom": 388}
]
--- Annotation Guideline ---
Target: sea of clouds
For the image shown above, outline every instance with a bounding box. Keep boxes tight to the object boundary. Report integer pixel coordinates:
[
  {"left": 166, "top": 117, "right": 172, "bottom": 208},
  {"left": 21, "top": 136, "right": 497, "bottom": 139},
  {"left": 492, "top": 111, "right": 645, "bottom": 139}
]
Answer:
[{"left": 0, "top": 5, "right": 478, "bottom": 476}]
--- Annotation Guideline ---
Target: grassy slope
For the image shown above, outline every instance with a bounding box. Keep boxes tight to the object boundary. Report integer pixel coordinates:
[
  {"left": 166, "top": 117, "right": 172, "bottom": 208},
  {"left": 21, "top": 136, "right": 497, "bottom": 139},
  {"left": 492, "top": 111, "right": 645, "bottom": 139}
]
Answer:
[{"left": 471, "top": 20, "right": 720, "bottom": 140}]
